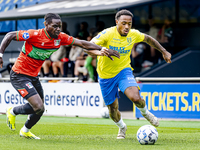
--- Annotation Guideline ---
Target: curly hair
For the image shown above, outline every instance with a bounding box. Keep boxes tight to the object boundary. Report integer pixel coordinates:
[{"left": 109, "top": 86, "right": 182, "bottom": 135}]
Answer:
[{"left": 115, "top": 9, "right": 133, "bottom": 20}]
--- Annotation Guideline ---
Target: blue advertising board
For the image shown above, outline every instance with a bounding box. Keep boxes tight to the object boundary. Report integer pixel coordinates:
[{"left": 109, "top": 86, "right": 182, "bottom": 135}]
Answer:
[{"left": 135, "top": 83, "right": 200, "bottom": 119}]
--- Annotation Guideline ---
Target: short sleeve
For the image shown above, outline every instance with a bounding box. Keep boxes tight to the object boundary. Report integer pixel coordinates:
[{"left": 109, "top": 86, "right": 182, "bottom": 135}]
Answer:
[
  {"left": 91, "top": 29, "right": 108, "bottom": 46},
  {"left": 16, "top": 30, "right": 37, "bottom": 41},
  {"left": 133, "top": 29, "right": 145, "bottom": 43},
  {"left": 60, "top": 33, "right": 75, "bottom": 46}
]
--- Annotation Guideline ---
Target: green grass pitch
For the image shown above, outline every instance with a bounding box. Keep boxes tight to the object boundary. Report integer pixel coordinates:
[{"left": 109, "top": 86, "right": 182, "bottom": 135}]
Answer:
[{"left": 0, "top": 114, "right": 200, "bottom": 150}]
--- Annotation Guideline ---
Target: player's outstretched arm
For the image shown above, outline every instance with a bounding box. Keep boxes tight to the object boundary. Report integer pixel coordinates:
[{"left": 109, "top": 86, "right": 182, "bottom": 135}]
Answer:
[
  {"left": 143, "top": 34, "right": 172, "bottom": 63},
  {"left": 84, "top": 48, "right": 120, "bottom": 61},
  {"left": 73, "top": 38, "right": 102, "bottom": 51},
  {"left": 73, "top": 38, "right": 120, "bottom": 60},
  {"left": 0, "top": 31, "right": 16, "bottom": 68}
]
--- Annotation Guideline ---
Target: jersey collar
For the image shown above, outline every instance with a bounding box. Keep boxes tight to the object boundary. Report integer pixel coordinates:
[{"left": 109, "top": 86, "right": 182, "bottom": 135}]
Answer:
[{"left": 44, "top": 28, "right": 53, "bottom": 40}]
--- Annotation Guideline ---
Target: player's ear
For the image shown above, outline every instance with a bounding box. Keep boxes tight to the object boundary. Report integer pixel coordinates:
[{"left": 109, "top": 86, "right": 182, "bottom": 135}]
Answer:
[
  {"left": 44, "top": 21, "right": 47, "bottom": 26},
  {"left": 115, "top": 19, "right": 118, "bottom": 25}
]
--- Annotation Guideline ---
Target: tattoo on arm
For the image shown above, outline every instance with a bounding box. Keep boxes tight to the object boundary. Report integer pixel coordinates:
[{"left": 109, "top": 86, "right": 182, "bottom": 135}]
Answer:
[{"left": 143, "top": 34, "right": 166, "bottom": 53}]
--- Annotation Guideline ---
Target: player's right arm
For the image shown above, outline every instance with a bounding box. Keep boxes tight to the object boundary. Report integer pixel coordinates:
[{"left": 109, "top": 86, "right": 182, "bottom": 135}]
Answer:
[
  {"left": 84, "top": 47, "right": 119, "bottom": 61},
  {"left": 0, "top": 31, "right": 17, "bottom": 68},
  {"left": 74, "top": 38, "right": 120, "bottom": 60}
]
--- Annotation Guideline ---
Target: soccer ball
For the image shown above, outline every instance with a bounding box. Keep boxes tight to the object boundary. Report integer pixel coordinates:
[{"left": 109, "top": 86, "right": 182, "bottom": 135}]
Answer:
[
  {"left": 136, "top": 125, "right": 158, "bottom": 145},
  {"left": 100, "top": 107, "right": 109, "bottom": 118}
]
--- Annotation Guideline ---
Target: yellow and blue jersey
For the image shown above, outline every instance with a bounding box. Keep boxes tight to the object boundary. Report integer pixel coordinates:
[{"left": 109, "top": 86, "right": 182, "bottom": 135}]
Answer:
[{"left": 91, "top": 26, "right": 145, "bottom": 79}]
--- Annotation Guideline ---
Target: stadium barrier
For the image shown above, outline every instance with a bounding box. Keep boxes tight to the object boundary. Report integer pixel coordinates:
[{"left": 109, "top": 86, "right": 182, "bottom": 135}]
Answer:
[
  {"left": 134, "top": 77, "right": 200, "bottom": 119},
  {"left": 0, "top": 77, "right": 104, "bottom": 118},
  {"left": 1, "top": 77, "right": 200, "bottom": 119}
]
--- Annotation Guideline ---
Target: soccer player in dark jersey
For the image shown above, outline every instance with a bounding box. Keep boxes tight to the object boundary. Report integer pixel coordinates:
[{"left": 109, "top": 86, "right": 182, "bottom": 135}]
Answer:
[{"left": 0, "top": 13, "right": 119, "bottom": 139}]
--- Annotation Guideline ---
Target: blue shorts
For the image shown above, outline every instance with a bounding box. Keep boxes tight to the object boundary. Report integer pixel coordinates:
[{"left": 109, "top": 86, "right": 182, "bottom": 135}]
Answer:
[{"left": 98, "top": 68, "right": 138, "bottom": 105}]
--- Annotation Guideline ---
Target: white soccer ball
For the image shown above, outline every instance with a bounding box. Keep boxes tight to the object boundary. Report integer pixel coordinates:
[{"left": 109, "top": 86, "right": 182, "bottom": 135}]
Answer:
[
  {"left": 136, "top": 125, "right": 158, "bottom": 145},
  {"left": 100, "top": 107, "right": 109, "bottom": 118}
]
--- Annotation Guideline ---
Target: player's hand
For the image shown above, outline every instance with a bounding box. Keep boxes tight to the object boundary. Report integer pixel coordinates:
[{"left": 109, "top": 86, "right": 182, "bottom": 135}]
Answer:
[
  {"left": 100, "top": 47, "right": 120, "bottom": 61},
  {"left": 0, "top": 57, "right": 3, "bottom": 68},
  {"left": 162, "top": 51, "right": 172, "bottom": 63}
]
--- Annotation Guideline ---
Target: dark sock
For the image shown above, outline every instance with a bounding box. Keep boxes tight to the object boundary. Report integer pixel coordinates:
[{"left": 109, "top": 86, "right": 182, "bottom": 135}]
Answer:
[
  {"left": 53, "top": 73, "right": 59, "bottom": 77},
  {"left": 25, "top": 113, "right": 42, "bottom": 129},
  {"left": 13, "top": 103, "right": 35, "bottom": 115},
  {"left": 43, "top": 73, "right": 49, "bottom": 77},
  {"left": 83, "top": 75, "right": 87, "bottom": 81}
]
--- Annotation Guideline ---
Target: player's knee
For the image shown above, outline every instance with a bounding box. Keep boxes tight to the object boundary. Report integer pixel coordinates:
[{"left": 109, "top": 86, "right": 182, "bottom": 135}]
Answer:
[
  {"left": 130, "top": 95, "right": 141, "bottom": 104},
  {"left": 34, "top": 103, "right": 45, "bottom": 115}
]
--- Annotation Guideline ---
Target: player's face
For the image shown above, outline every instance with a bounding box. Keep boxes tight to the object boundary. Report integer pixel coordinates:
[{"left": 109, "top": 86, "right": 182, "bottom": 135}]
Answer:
[
  {"left": 116, "top": 15, "right": 132, "bottom": 36},
  {"left": 46, "top": 19, "right": 62, "bottom": 39}
]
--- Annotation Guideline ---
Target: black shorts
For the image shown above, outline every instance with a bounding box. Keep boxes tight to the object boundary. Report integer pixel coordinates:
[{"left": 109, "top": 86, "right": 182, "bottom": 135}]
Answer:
[{"left": 10, "top": 70, "right": 44, "bottom": 100}]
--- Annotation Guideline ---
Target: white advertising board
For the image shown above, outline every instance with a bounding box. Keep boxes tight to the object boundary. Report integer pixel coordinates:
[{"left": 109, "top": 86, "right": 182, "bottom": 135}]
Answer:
[{"left": 0, "top": 83, "right": 104, "bottom": 117}]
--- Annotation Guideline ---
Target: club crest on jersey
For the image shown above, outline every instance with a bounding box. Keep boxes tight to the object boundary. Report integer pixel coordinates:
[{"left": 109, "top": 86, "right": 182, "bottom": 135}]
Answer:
[
  {"left": 22, "top": 33, "right": 29, "bottom": 39},
  {"left": 54, "top": 39, "right": 61, "bottom": 46},
  {"left": 127, "top": 37, "right": 132, "bottom": 43},
  {"left": 26, "top": 82, "right": 33, "bottom": 89}
]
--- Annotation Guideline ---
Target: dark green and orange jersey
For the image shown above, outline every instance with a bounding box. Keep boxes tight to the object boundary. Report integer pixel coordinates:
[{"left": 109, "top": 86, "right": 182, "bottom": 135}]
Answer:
[{"left": 12, "top": 28, "right": 74, "bottom": 77}]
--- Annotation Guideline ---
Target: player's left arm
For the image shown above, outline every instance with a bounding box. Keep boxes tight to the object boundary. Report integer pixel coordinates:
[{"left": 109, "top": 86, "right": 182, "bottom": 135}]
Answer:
[{"left": 143, "top": 34, "right": 172, "bottom": 63}]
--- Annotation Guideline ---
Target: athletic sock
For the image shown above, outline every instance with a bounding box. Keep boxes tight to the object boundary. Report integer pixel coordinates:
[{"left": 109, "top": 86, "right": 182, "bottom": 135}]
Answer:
[
  {"left": 13, "top": 103, "right": 35, "bottom": 115},
  {"left": 10, "top": 107, "right": 16, "bottom": 116},
  {"left": 25, "top": 113, "right": 42, "bottom": 129},
  {"left": 138, "top": 105, "right": 148, "bottom": 115},
  {"left": 115, "top": 117, "right": 126, "bottom": 129},
  {"left": 22, "top": 125, "right": 29, "bottom": 133}
]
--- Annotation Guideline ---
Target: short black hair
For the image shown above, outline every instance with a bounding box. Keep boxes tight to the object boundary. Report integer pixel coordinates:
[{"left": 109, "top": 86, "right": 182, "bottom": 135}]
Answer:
[
  {"left": 115, "top": 9, "right": 133, "bottom": 20},
  {"left": 44, "top": 13, "right": 61, "bottom": 24}
]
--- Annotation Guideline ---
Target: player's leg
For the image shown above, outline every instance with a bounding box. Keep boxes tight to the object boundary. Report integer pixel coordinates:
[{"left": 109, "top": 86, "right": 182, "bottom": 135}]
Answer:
[
  {"left": 107, "top": 98, "right": 127, "bottom": 139},
  {"left": 124, "top": 87, "right": 159, "bottom": 127},
  {"left": 8, "top": 70, "right": 44, "bottom": 139},
  {"left": 119, "top": 68, "right": 159, "bottom": 127},
  {"left": 19, "top": 94, "right": 44, "bottom": 139},
  {"left": 98, "top": 75, "right": 127, "bottom": 139},
  {"left": 19, "top": 77, "right": 45, "bottom": 139}
]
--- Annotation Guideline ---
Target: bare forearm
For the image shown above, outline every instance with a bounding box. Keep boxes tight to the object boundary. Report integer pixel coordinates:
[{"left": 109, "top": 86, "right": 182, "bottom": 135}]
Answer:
[
  {"left": 0, "top": 32, "right": 16, "bottom": 54},
  {"left": 84, "top": 50, "right": 101, "bottom": 56},
  {"left": 74, "top": 40, "right": 101, "bottom": 51},
  {"left": 143, "top": 34, "right": 166, "bottom": 53}
]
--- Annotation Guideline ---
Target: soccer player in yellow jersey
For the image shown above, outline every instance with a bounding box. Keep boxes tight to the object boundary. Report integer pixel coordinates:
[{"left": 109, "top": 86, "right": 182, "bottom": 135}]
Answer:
[{"left": 89, "top": 9, "right": 171, "bottom": 139}]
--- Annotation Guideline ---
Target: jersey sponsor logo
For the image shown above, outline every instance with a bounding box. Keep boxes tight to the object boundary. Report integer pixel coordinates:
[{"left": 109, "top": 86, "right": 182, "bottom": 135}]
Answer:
[
  {"left": 22, "top": 32, "right": 30, "bottom": 40},
  {"left": 54, "top": 39, "right": 61, "bottom": 46},
  {"left": 26, "top": 82, "right": 33, "bottom": 89},
  {"left": 18, "top": 88, "right": 28, "bottom": 97},
  {"left": 41, "top": 42, "right": 44, "bottom": 46},
  {"left": 109, "top": 45, "right": 125, "bottom": 51},
  {"left": 109, "top": 45, "right": 130, "bottom": 55},
  {"left": 113, "top": 38, "right": 120, "bottom": 41},
  {"left": 36, "top": 51, "right": 53, "bottom": 59}
]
